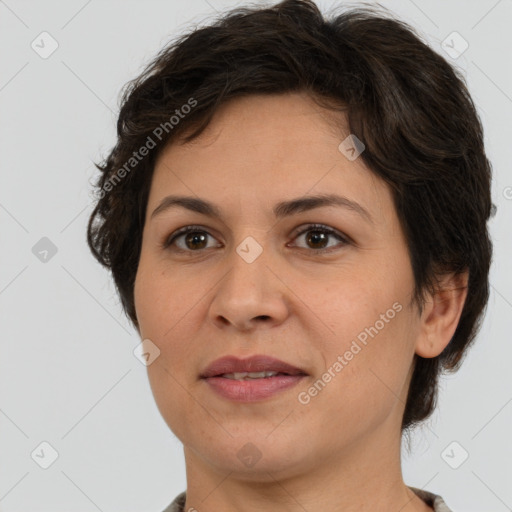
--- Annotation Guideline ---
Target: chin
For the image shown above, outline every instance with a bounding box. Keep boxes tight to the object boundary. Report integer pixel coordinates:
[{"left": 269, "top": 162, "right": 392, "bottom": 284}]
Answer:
[{"left": 185, "top": 429, "right": 314, "bottom": 480}]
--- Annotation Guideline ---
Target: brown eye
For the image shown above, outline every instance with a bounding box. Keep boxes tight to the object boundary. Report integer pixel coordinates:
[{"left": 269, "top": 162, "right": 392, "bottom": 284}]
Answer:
[
  {"left": 163, "top": 224, "right": 349, "bottom": 254},
  {"left": 305, "top": 230, "right": 329, "bottom": 249},
  {"left": 163, "top": 226, "right": 221, "bottom": 252},
  {"left": 291, "top": 224, "right": 349, "bottom": 252},
  {"left": 183, "top": 231, "right": 209, "bottom": 250}
]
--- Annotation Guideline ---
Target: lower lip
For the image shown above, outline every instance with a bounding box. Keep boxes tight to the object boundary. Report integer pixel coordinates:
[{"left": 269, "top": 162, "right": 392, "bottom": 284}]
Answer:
[{"left": 202, "top": 375, "right": 305, "bottom": 402}]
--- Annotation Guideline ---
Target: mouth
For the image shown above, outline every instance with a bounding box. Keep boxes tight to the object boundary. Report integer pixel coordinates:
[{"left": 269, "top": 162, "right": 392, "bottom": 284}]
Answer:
[
  {"left": 200, "top": 355, "right": 308, "bottom": 402},
  {"left": 200, "top": 354, "right": 308, "bottom": 379},
  {"left": 217, "top": 370, "right": 296, "bottom": 380}
]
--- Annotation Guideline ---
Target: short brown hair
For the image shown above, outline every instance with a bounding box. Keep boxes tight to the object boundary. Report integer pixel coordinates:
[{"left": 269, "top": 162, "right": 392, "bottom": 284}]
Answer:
[{"left": 87, "top": 0, "right": 493, "bottom": 431}]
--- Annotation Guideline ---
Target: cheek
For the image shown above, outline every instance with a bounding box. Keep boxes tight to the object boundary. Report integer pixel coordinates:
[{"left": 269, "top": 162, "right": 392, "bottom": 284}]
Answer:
[
  {"left": 311, "top": 273, "right": 398, "bottom": 349},
  {"left": 134, "top": 263, "right": 205, "bottom": 437},
  {"left": 134, "top": 258, "right": 199, "bottom": 341},
  {"left": 134, "top": 259, "right": 212, "bottom": 391},
  {"left": 306, "top": 272, "right": 415, "bottom": 409},
  {"left": 134, "top": 236, "right": 416, "bottom": 409},
  {"left": 297, "top": 314, "right": 414, "bottom": 443}
]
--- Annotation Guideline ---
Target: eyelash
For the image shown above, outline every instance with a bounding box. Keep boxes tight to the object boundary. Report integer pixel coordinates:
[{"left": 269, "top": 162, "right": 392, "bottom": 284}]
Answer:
[{"left": 162, "top": 223, "right": 351, "bottom": 254}]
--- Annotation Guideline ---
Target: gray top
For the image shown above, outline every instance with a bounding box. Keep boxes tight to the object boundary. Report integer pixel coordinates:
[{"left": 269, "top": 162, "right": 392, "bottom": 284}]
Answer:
[{"left": 162, "top": 486, "right": 453, "bottom": 511}]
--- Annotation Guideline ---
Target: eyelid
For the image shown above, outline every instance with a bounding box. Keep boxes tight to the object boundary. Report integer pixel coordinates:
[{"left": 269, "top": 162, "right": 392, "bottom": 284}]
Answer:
[
  {"left": 162, "top": 223, "right": 351, "bottom": 252},
  {"left": 161, "top": 224, "right": 221, "bottom": 250},
  {"left": 289, "top": 223, "right": 351, "bottom": 251},
  {"left": 291, "top": 223, "right": 351, "bottom": 242}
]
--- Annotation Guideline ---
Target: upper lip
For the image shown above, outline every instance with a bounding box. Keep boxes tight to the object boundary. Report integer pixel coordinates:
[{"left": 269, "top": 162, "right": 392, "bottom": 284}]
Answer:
[{"left": 200, "top": 355, "right": 308, "bottom": 378}]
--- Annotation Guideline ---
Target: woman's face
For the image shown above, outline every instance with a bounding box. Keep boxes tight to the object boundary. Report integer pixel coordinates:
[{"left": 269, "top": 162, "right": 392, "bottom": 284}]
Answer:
[{"left": 134, "top": 92, "right": 423, "bottom": 479}]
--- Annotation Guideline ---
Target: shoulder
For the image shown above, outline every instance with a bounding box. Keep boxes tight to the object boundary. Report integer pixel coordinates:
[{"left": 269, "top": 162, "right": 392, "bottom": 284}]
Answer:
[
  {"left": 160, "top": 490, "right": 186, "bottom": 512},
  {"left": 409, "top": 486, "right": 454, "bottom": 512},
  {"left": 164, "top": 488, "right": 454, "bottom": 512}
]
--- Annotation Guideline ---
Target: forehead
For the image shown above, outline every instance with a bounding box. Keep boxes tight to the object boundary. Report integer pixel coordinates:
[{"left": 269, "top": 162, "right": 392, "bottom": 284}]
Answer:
[
  {"left": 164, "top": 92, "right": 350, "bottom": 161},
  {"left": 150, "top": 92, "right": 394, "bottom": 225}
]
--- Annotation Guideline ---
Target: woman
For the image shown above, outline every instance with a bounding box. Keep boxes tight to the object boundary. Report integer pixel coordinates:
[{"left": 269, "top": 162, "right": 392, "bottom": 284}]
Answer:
[{"left": 87, "top": 1, "right": 493, "bottom": 510}]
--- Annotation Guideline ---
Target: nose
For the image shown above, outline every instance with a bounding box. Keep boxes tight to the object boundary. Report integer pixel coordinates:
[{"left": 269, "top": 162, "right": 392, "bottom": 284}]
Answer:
[{"left": 208, "top": 245, "right": 290, "bottom": 332}]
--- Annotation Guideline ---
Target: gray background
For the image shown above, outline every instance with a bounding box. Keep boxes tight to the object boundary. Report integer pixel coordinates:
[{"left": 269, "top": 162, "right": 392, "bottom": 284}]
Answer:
[{"left": 1, "top": 0, "right": 511, "bottom": 510}]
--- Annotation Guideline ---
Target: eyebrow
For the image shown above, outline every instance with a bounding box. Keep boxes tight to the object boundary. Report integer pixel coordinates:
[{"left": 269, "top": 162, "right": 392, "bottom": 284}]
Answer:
[{"left": 150, "top": 193, "right": 374, "bottom": 224}]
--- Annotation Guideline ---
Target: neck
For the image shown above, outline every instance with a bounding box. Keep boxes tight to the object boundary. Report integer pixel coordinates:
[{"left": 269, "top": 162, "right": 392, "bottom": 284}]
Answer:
[{"left": 181, "top": 417, "right": 432, "bottom": 512}]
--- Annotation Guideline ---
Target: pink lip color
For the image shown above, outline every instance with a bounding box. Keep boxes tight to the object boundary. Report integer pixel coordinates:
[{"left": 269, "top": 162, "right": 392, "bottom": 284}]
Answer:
[
  {"left": 203, "top": 374, "right": 305, "bottom": 402},
  {"left": 201, "top": 354, "right": 306, "bottom": 378}
]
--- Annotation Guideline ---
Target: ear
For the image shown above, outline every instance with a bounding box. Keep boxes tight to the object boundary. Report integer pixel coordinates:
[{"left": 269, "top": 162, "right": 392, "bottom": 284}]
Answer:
[{"left": 415, "top": 271, "right": 469, "bottom": 358}]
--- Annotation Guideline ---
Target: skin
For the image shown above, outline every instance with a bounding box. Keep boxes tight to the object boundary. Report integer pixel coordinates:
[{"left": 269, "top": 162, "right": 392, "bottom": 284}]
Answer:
[{"left": 134, "top": 92, "right": 468, "bottom": 512}]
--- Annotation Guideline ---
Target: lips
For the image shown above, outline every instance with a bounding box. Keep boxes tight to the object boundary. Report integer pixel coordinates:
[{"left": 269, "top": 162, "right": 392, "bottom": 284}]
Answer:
[
  {"left": 200, "top": 355, "right": 308, "bottom": 402},
  {"left": 200, "top": 355, "right": 308, "bottom": 379}
]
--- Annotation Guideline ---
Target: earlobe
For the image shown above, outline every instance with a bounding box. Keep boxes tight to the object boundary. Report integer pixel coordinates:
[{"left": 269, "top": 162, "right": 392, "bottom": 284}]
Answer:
[{"left": 414, "top": 271, "right": 469, "bottom": 358}]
